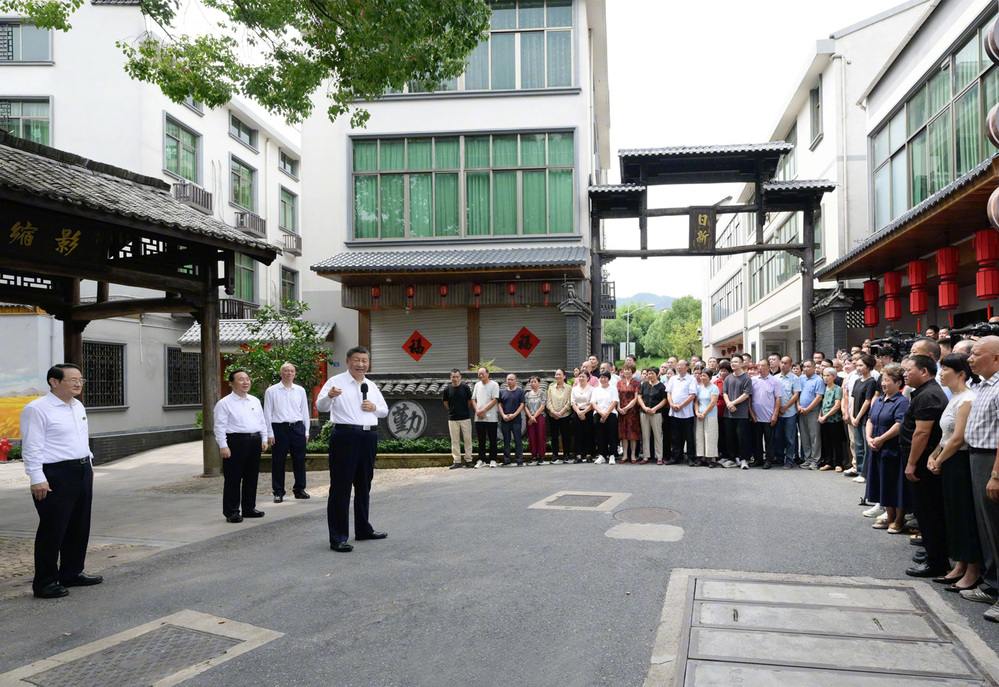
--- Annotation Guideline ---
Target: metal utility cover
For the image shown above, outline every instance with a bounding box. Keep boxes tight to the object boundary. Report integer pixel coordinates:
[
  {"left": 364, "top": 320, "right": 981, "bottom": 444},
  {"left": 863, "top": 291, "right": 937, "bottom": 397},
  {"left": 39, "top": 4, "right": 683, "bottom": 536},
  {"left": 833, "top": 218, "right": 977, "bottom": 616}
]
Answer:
[
  {"left": 528, "top": 491, "right": 631, "bottom": 511},
  {"left": 615, "top": 507, "right": 680, "bottom": 524}
]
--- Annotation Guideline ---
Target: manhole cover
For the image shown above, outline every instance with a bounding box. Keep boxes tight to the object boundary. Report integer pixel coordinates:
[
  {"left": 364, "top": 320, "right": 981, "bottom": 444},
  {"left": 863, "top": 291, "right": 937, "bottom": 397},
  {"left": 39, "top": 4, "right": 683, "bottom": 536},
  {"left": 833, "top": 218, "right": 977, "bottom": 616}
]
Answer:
[
  {"left": 614, "top": 507, "right": 680, "bottom": 523},
  {"left": 26, "top": 624, "right": 241, "bottom": 687},
  {"left": 549, "top": 494, "right": 612, "bottom": 508}
]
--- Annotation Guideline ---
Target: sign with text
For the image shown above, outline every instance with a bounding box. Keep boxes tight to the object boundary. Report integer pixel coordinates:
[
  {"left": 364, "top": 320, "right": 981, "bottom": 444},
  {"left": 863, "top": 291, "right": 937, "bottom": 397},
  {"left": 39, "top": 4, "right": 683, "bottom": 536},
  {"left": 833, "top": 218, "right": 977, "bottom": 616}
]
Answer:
[
  {"left": 509, "top": 327, "right": 540, "bottom": 358},
  {"left": 6, "top": 219, "right": 101, "bottom": 263},
  {"left": 688, "top": 207, "right": 717, "bottom": 254},
  {"left": 388, "top": 401, "right": 426, "bottom": 439},
  {"left": 403, "top": 331, "right": 432, "bottom": 362}
]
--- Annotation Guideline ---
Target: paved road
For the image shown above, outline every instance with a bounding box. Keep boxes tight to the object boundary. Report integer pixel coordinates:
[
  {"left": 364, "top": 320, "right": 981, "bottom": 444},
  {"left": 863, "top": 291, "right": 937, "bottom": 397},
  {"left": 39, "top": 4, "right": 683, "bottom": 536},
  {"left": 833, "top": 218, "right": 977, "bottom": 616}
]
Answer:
[{"left": 1, "top": 448, "right": 997, "bottom": 686}]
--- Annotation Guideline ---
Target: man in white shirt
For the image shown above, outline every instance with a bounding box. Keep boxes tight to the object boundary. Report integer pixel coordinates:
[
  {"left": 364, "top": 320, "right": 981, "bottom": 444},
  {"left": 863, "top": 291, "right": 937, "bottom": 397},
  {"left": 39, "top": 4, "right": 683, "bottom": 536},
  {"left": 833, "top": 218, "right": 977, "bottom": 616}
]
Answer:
[
  {"left": 214, "top": 369, "right": 269, "bottom": 523},
  {"left": 264, "top": 363, "right": 311, "bottom": 503},
  {"left": 316, "top": 346, "right": 389, "bottom": 552},
  {"left": 20, "top": 364, "right": 103, "bottom": 599},
  {"left": 471, "top": 367, "right": 500, "bottom": 468},
  {"left": 667, "top": 359, "right": 698, "bottom": 465}
]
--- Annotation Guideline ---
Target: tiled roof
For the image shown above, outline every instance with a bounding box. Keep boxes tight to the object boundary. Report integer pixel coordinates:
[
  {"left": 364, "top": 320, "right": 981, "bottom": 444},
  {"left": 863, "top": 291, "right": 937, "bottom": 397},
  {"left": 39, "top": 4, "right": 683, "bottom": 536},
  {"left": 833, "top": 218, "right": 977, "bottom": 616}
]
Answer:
[
  {"left": 763, "top": 180, "right": 837, "bottom": 192},
  {"left": 367, "top": 375, "right": 557, "bottom": 397},
  {"left": 618, "top": 143, "right": 794, "bottom": 157},
  {"left": 311, "top": 246, "right": 588, "bottom": 272},
  {"left": 178, "top": 320, "right": 335, "bottom": 346},
  {"left": 90, "top": 0, "right": 142, "bottom": 4},
  {"left": 816, "top": 153, "right": 999, "bottom": 280},
  {"left": 588, "top": 184, "right": 646, "bottom": 193},
  {"left": 0, "top": 132, "right": 277, "bottom": 256}
]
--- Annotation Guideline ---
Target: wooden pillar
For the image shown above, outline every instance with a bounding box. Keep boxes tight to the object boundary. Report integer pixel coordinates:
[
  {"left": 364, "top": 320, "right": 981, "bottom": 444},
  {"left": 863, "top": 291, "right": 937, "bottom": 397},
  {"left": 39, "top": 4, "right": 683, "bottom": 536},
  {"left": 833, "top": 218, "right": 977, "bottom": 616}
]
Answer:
[
  {"left": 358, "top": 309, "right": 371, "bottom": 351},
  {"left": 62, "top": 278, "right": 84, "bottom": 365},
  {"left": 590, "top": 214, "right": 602, "bottom": 357},
  {"left": 96, "top": 281, "right": 109, "bottom": 303},
  {"left": 200, "top": 267, "right": 221, "bottom": 476},
  {"left": 800, "top": 200, "right": 816, "bottom": 360},
  {"left": 467, "top": 307, "right": 480, "bottom": 368}
]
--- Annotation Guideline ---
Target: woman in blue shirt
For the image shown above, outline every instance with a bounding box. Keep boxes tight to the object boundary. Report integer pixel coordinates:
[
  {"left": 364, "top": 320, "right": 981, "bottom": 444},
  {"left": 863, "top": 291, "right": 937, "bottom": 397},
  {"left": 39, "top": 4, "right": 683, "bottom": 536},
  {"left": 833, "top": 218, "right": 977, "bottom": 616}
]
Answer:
[{"left": 865, "top": 365, "right": 910, "bottom": 534}]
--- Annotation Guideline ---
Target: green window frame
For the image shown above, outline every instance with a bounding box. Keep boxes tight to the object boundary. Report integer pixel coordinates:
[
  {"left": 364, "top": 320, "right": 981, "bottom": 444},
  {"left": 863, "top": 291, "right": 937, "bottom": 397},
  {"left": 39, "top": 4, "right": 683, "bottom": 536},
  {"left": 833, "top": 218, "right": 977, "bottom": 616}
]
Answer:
[
  {"left": 351, "top": 132, "right": 574, "bottom": 239},
  {"left": 233, "top": 253, "right": 255, "bottom": 303},
  {"left": 230, "top": 157, "right": 255, "bottom": 211},
  {"left": 0, "top": 98, "right": 50, "bottom": 145},
  {"left": 748, "top": 214, "right": 801, "bottom": 305},
  {"left": 165, "top": 117, "right": 199, "bottom": 183},
  {"left": 279, "top": 150, "right": 299, "bottom": 178},
  {"left": 280, "top": 267, "right": 298, "bottom": 305},
  {"left": 279, "top": 187, "right": 297, "bottom": 233},
  {"left": 229, "top": 113, "right": 256, "bottom": 149}
]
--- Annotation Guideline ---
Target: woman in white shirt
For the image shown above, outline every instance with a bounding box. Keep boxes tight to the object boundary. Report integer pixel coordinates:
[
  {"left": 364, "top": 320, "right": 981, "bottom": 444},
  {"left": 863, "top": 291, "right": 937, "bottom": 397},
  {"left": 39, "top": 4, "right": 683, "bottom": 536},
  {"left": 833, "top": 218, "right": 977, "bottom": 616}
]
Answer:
[
  {"left": 590, "top": 370, "right": 620, "bottom": 464},
  {"left": 571, "top": 370, "right": 595, "bottom": 463}
]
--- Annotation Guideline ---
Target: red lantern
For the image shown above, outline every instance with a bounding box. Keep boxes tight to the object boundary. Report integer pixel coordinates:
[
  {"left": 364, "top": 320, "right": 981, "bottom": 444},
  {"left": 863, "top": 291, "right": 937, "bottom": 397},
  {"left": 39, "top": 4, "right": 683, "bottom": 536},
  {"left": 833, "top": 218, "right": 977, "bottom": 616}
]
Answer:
[
  {"left": 937, "top": 247, "right": 960, "bottom": 311},
  {"left": 863, "top": 279, "right": 880, "bottom": 329},
  {"left": 883, "top": 271, "right": 902, "bottom": 322},
  {"left": 371, "top": 285, "right": 381, "bottom": 311},
  {"left": 472, "top": 283, "right": 482, "bottom": 308},
  {"left": 541, "top": 281, "right": 551, "bottom": 306},
  {"left": 975, "top": 230, "right": 999, "bottom": 309},
  {"left": 508, "top": 282, "right": 516, "bottom": 307},
  {"left": 406, "top": 284, "right": 415, "bottom": 310},
  {"left": 908, "top": 260, "right": 928, "bottom": 332},
  {"left": 439, "top": 284, "right": 448, "bottom": 309}
]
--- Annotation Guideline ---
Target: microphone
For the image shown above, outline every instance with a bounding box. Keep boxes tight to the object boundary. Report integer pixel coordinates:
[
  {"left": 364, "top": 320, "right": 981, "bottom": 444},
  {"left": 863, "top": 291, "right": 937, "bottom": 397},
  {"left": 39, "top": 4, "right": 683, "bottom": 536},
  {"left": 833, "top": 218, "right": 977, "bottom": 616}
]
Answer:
[{"left": 361, "top": 383, "right": 368, "bottom": 402}]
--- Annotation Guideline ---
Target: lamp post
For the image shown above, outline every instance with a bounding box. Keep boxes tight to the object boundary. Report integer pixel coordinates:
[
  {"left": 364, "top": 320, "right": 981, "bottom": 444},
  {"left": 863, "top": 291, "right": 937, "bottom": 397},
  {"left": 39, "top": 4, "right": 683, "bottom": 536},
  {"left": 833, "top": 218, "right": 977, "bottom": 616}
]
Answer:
[{"left": 623, "top": 303, "right": 655, "bottom": 359}]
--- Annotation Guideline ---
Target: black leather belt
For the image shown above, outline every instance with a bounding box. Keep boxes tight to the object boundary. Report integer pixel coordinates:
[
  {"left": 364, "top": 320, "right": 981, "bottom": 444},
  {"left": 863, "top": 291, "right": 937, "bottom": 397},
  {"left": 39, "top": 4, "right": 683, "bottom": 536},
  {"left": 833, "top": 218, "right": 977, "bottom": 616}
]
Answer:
[
  {"left": 55, "top": 456, "right": 90, "bottom": 465},
  {"left": 272, "top": 421, "right": 303, "bottom": 426},
  {"left": 227, "top": 432, "right": 261, "bottom": 438},
  {"left": 970, "top": 446, "right": 997, "bottom": 452},
  {"left": 333, "top": 423, "right": 376, "bottom": 432}
]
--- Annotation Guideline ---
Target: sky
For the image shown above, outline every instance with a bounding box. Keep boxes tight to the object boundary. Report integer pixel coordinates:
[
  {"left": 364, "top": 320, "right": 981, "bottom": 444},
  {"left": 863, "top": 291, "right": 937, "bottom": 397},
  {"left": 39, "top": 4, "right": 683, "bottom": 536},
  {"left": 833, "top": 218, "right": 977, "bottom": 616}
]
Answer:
[{"left": 603, "top": 0, "right": 916, "bottom": 300}]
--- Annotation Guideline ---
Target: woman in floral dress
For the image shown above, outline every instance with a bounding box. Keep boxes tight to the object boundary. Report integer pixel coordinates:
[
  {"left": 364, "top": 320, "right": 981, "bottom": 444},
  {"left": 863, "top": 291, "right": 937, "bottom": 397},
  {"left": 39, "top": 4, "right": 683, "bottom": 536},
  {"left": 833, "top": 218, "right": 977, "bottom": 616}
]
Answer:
[{"left": 616, "top": 362, "right": 641, "bottom": 462}]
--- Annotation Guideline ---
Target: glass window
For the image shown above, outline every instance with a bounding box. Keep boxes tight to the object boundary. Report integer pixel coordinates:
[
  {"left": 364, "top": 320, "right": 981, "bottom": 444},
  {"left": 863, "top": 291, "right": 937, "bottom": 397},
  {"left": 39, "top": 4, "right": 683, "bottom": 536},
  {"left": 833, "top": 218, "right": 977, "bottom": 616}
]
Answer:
[
  {"left": 890, "top": 152, "right": 907, "bottom": 221},
  {"left": 889, "top": 110, "right": 906, "bottom": 153},
  {"left": 0, "top": 99, "right": 50, "bottom": 145},
  {"left": 928, "top": 63, "right": 951, "bottom": 116},
  {"left": 954, "top": 84, "right": 980, "bottom": 175},
  {"left": 279, "top": 187, "right": 297, "bottom": 232},
  {"left": 166, "top": 347, "right": 201, "bottom": 406},
  {"left": 165, "top": 118, "right": 199, "bottom": 182},
  {"left": 280, "top": 268, "right": 298, "bottom": 303},
  {"left": 229, "top": 114, "right": 256, "bottom": 148},
  {"left": 407, "top": 138, "right": 432, "bottom": 170},
  {"left": 547, "top": 0, "right": 572, "bottom": 27},
  {"left": 380, "top": 139, "right": 405, "bottom": 171},
  {"left": 0, "top": 23, "right": 50, "bottom": 61},
  {"left": 82, "top": 342, "right": 125, "bottom": 408},
  {"left": 279, "top": 151, "right": 299, "bottom": 177},
  {"left": 233, "top": 253, "right": 255, "bottom": 302},
  {"left": 465, "top": 40, "right": 490, "bottom": 90},
  {"left": 230, "top": 158, "right": 255, "bottom": 210},
  {"left": 521, "top": 133, "right": 546, "bottom": 166},
  {"left": 809, "top": 80, "right": 822, "bottom": 143},
  {"left": 927, "top": 109, "right": 952, "bottom": 195},
  {"left": 813, "top": 205, "right": 823, "bottom": 262},
  {"left": 435, "top": 138, "right": 459, "bottom": 169},
  {"left": 910, "top": 130, "right": 928, "bottom": 207},
  {"left": 491, "top": 32, "right": 516, "bottom": 89},
  {"left": 353, "top": 140, "right": 378, "bottom": 171},
  {"left": 776, "top": 123, "right": 797, "bottom": 181},
  {"left": 874, "top": 165, "right": 891, "bottom": 230},
  {"left": 908, "top": 87, "right": 927, "bottom": 135},
  {"left": 954, "top": 36, "right": 979, "bottom": 92}
]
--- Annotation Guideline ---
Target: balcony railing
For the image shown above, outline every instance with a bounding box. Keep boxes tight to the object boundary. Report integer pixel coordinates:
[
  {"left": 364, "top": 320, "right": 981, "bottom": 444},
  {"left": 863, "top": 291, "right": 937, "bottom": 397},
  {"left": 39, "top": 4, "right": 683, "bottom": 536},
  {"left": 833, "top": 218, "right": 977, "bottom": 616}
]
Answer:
[
  {"left": 172, "top": 181, "right": 213, "bottom": 215},
  {"left": 282, "top": 232, "right": 302, "bottom": 256},
  {"left": 234, "top": 210, "right": 266, "bottom": 239},
  {"left": 219, "top": 298, "right": 259, "bottom": 320},
  {"left": 600, "top": 280, "right": 617, "bottom": 319}
]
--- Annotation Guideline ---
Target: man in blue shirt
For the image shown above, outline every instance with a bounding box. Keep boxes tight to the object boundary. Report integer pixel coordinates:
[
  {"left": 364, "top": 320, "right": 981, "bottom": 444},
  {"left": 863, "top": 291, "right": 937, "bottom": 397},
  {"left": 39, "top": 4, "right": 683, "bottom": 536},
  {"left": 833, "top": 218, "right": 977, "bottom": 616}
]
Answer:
[
  {"left": 797, "top": 360, "right": 826, "bottom": 469},
  {"left": 775, "top": 356, "right": 801, "bottom": 469}
]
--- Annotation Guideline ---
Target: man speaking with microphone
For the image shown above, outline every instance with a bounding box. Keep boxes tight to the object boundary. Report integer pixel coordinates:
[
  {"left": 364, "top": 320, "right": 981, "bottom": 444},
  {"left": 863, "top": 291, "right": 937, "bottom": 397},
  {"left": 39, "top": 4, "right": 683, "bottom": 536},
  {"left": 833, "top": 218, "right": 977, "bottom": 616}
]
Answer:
[{"left": 316, "top": 346, "right": 389, "bottom": 552}]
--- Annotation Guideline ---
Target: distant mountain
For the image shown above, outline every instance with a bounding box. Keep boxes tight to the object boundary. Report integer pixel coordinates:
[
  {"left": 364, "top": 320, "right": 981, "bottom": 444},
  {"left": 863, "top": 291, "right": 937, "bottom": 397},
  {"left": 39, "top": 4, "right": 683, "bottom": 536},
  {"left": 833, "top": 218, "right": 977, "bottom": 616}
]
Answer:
[
  {"left": 617, "top": 293, "right": 676, "bottom": 311},
  {"left": 1, "top": 387, "right": 45, "bottom": 398}
]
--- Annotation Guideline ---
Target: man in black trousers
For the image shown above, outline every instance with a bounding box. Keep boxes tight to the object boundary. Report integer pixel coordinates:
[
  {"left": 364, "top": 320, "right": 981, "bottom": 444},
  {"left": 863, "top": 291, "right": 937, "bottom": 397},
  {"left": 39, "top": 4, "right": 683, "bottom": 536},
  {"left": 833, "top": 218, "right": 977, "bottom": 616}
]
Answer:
[
  {"left": 316, "top": 347, "right": 388, "bottom": 552},
  {"left": 20, "top": 364, "right": 103, "bottom": 598}
]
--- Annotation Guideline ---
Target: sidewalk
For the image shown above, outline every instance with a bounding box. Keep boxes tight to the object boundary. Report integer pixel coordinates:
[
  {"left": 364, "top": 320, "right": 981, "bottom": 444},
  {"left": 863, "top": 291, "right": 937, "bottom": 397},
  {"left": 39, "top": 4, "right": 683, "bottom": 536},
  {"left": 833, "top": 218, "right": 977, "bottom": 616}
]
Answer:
[{"left": 0, "top": 442, "right": 445, "bottom": 597}]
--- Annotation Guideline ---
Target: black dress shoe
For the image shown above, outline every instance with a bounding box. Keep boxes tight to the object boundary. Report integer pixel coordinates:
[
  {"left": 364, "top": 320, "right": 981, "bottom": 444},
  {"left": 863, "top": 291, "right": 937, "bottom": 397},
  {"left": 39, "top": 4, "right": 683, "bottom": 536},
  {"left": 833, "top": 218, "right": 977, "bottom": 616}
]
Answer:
[
  {"left": 932, "top": 574, "right": 963, "bottom": 584},
  {"left": 33, "top": 582, "right": 69, "bottom": 599},
  {"left": 273, "top": 495, "right": 284, "bottom": 503},
  {"left": 912, "top": 551, "right": 927, "bottom": 564},
  {"left": 762, "top": 461, "right": 772, "bottom": 470},
  {"left": 293, "top": 491, "right": 311, "bottom": 499},
  {"left": 355, "top": 531, "right": 387, "bottom": 540},
  {"left": 906, "top": 563, "right": 949, "bottom": 578},
  {"left": 226, "top": 514, "right": 243, "bottom": 523},
  {"left": 331, "top": 542, "right": 353, "bottom": 552},
  {"left": 61, "top": 572, "right": 102, "bottom": 587},
  {"left": 243, "top": 509, "right": 265, "bottom": 518}
]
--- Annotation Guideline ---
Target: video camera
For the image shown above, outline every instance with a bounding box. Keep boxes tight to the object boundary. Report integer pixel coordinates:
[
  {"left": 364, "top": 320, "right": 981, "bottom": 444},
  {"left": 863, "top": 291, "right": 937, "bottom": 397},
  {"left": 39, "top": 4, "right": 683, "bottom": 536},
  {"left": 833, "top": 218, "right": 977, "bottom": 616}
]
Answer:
[
  {"left": 950, "top": 322, "right": 999, "bottom": 338},
  {"left": 869, "top": 326, "right": 918, "bottom": 362}
]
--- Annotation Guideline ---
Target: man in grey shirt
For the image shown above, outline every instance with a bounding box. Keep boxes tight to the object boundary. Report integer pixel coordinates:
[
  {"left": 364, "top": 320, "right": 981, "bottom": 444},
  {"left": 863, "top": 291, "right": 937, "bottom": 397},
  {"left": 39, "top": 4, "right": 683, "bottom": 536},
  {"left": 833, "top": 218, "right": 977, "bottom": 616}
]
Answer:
[
  {"left": 723, "top": 357, "right": 754, "bottom": 470},
  {"left": 472, "top": 367, "right": 500, "bottom": 468}
]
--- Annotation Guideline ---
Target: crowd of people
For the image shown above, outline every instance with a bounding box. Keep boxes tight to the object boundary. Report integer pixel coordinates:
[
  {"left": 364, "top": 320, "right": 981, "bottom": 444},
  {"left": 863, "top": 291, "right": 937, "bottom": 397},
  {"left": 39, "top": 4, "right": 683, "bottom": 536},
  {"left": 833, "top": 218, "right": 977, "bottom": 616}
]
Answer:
[{"left": 441, "top": 332, "right": 999, "bottom": 624}]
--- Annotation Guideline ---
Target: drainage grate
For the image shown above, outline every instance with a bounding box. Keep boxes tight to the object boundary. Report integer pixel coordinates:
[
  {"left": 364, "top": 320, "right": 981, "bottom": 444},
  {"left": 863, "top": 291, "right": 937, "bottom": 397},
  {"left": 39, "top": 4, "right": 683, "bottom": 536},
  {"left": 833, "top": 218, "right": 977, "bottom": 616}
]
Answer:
[
  {"left": 26, "top": 624, "right": 241, "bottom": 687},
  {"left": 615, "top": 507, "right": 681, "bottom": 524},
  {"left": 548, "top": 493, "right": 612, "bottom": 508}
]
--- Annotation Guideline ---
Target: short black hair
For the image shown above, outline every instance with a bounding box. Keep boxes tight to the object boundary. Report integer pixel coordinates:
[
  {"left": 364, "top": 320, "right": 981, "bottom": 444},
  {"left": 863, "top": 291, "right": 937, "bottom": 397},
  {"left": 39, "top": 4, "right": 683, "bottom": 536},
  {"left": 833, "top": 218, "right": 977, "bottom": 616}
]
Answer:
[
  {"left": 228, "top": 368, "right": 248, "bottom": 382},
  {"left": 346, "top": 346, "right": 370, "bottom": 359},
  {"left": 450, "top": 368, "right": 461, "bottom": 374},
  {"left": 46, "top": 363, "right": 81, "bottom": 387},
  {"left": 926, "top": 325, "right": 940, "bottom": 335},
  {"left": 908, "top": 354, "right": 937, "bottom": 376},
  {"left": 912, "top": 337, "right": 941, "bottom": 361},
  {"left": 599, "top": 370, "right": 611, "bottom": 379}
]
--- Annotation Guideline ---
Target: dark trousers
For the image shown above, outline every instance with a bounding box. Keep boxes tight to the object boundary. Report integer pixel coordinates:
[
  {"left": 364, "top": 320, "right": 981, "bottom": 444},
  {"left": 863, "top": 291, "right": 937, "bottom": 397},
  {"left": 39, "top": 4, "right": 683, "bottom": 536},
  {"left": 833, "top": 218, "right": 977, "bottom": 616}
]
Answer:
[
  {"left": 500, "top": 418, "right": 524, "bottom": 464},
  {"left": 593, "top": 413, "right": 619, "bottom": 457},
  {"left": 32, "top": 460, "right": 93, "bottom": 591},
  {"left": 549, "top": 416, "right": 571, "bottom": 459},
  {"left": 327, "top": 426, "right": 377, "bottom": 545},
  {"left": 819, "top": 421, "right": 846, "bottom": 468},
  {"left": 662, "top": 415, "right": 673, "bottom": 461},
  {"left": 223, "top": 433, "right": 261, "bottom": 517},
  {"left": 271, "top": 422, "right": 307, "bottom": 496},
  {"left": 970, "top": 449, "right": 999, "bottom": 590},
  {"left": 774, "top": 416, "right": 798, "bottom": 464},
  {"left": 753, "top": 421, "right": 776, "bottom": 464},
  {"left": 910, "top": 456, "right": 949, "bottom": 569},
  {"left": 573, "top": 411, "right": 594, "bottom": 459},
  {"left": 725, "top": 417, "right": 753, "bottom": 462},
  {"left": 475, "top": 421, "right": 498, "bottom": 463},
  {"left": 671, "top": 416, "right": 696, "bottom": 461},
  {"left": 716, "top": 416, "right": 728, "bottom": 461}
]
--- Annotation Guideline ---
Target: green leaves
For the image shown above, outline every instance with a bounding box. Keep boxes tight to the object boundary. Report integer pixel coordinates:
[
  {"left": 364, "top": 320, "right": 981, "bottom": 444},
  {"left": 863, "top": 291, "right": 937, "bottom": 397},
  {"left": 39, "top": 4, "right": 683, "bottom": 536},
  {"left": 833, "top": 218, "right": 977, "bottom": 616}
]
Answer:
[{"left": 640, "top": 296, "right": 703, "bottom": 360}]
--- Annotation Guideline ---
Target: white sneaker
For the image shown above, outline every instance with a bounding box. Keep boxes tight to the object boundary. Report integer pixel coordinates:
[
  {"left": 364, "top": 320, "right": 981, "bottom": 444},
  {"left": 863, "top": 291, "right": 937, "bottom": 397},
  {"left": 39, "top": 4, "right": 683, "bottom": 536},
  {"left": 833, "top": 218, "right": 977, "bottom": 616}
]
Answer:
[
  {"left": 852, "top": 475, "right": 866, "bottom": 483},
  {"left": 905, "top": 513, "right": 917, "bottom": 523},
  {"left": 474, "top": 460, "right": 484, "bottom": 469},
  {"left": 720, "top": 459, "right": 737, "bottom": 468},
  {"left": 541, "top": 461, "right": 551, "bottom": 465},
  {"left": 527, "top": 461, "right": 537, "bottom": 466},
  {"left": 863, "top": 504, "right": 885, "bottom": 518},
  {"left": 843, "top": 467, "right": 858, "bottom": 476},
  {"left": 595, "top": 456, "right": 606, "bottom": 464},
  {"left": 609, "top": 457, "right": 616, "bottom": 465},
  {"left": 553, "top": 459, "right": 563, "bottom": 465},
  {"left": 740, "top": 460, "right": 749, "bottom": 470},
  {"left": 489, "top": 460, "right": 498, "bottom": 468}
]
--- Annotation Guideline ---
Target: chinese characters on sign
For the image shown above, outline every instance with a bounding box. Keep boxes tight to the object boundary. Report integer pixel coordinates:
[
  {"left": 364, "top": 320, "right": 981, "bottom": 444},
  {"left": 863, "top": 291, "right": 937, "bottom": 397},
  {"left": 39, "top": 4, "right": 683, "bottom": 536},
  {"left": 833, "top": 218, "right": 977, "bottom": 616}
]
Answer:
[
  {"left": 7, "top": 221, "right": 87, "bottom": 258},
  {"left": 388, "top": 401, "right": 427, "bottom": 439},
  {"left": 687, "top": 207, "right": 716, "bottom": 254},
  {"left": 509, "top": 327, "right": 540, "bottom": 358},
  {"left": 402, "top": 331, "right": 433, "bottom": 362},
  {"left": 9, "top": 221, "right": 38, "bottom": 247},
  {"left": 55, "top": 229, "right": 81, "bottom": 256}
]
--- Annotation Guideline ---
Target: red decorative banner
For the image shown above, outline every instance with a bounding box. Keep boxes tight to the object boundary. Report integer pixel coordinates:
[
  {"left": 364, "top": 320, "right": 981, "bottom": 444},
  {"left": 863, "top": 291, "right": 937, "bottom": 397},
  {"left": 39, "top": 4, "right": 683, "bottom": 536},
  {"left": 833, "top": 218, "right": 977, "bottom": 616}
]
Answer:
[
  {"left": 403, "top": 331, "right": 432, "bottom": 362},
  {"left": 509, "top": 327, "right": 540, "bottom": 358}
]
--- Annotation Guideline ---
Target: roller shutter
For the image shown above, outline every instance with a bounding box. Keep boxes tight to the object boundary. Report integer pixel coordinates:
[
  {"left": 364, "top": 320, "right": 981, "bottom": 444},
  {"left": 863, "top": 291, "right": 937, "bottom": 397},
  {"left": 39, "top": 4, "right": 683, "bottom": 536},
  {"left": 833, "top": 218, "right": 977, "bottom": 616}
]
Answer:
[
  {"left": 478, "top": 307, "right": 566, "bottom": 371},
  {"left": 370, "top": 309, "right": 468, "bottom": 371}
]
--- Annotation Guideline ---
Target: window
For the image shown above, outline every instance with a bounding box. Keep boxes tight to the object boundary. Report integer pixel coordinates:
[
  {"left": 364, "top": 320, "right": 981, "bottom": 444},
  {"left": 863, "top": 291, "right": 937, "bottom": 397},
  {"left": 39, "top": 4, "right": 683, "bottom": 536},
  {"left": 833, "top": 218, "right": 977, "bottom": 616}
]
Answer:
[
  {"left": 710, "top": 272, "right": 742, "bottom": 324},
  {"left": 872, "top": 8, "right": 999, "bottom": 228},
  {"left": 711, "top": 216, "right": 739, "bottom": 276},
  {"left": 352, "top": 131, "right": 574, "bottom": 239},
  {"left": 230, "top": 157, "right": 255, "bottom": 210},
  {"left": 182, "top": 96, "right": 203, "bottom": 114},
  {"left": 229, "top": 113, "right": 256, "bottom": 149},
  {"left": 82, "top": 341, "right": 125, "bottom": 408},
  {"left": 775, "top": 123, "right": 797, "bottom": 181},
  {"left": 280, "top": 267, "right": 298, "bottom": 304},
  {"left": 0, "top": 98, "right": 49, "bottom": 144},
  {"left": 390, "top": 0, "right": 572, "bottom": 94},
  {"left": 813, "top": 204, "right": 823, "bottom": 262},
  {"left": 166, "top": 347, "right": 201, "bottom": 406},
  {"left": 233, "top": 252, "right": 255, "bottom": 302},
  {"left": 279, "top": 150, "right": 299, "bottom": 178},
  {"left": 165, "top": 117, "right": 199, "bottom": 182},
  {"left": 748, "top": 213, "right": 801, "bottom": 304},
  {"left": 279, "top": 187, "right": 297, "bottom": 233},
  {"left": 0, "top": 22, "right": 50, "bottom": 61},
  {"left": 809, "top": 77, "right": 822, "bottom": 145}
]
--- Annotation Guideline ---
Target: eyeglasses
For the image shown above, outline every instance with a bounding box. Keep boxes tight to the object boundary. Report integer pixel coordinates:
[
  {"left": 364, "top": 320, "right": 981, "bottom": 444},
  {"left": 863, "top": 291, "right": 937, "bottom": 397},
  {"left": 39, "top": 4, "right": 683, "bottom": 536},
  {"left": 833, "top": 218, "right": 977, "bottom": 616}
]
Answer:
[{"left": 64, "top": 378, "right": 87, "bottom": 385}]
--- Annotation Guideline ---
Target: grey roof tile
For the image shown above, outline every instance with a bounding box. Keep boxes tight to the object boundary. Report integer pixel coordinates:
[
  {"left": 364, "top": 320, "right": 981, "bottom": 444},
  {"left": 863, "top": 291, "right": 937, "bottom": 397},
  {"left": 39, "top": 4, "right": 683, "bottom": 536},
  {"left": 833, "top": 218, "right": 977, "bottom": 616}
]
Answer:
[
  {"left": 311, "top": 246, "right": 587, "bottom": 272},
  {"left": 618, "top": 143, "right": 793, "bottom": 157},
  {"left": 178, "top": 319, "right": 334, "bottom": 346},
  {"left": 588, "top": 184, "right": 646, "bottom": 193},
  {"left": 763, "top": 180, "right": 837, "bottom": 192},
  {"left": 366, "top": 376, "right": 556, "bottom": 397}
]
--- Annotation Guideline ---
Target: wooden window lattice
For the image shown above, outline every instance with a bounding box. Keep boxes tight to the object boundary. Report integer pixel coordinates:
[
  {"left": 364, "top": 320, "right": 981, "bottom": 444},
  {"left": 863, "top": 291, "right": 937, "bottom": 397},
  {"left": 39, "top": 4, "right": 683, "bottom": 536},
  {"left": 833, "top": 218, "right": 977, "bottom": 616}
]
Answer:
[
  {"left": 82, "top": 342, "right": 125, "bottom": 407},
  {"left": 166, "top": 347, "right": 201, "bottom": 406}
]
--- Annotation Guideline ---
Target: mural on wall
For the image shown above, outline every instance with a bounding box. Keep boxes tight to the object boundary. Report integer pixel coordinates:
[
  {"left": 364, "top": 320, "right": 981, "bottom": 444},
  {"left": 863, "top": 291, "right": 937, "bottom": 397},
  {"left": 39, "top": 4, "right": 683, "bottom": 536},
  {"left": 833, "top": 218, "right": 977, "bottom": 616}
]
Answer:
[
  {"left": 388, "top": 401, "right": 426, "bottom": 439},
  {"left": 510, "top": 327, "right": 540, "bottom": 358},
  {"left": 403, "top": 331, "right": 432, "bottom": 362},
  {"left": 0, "top": 367, "right": 44, "bottom": 439}
]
